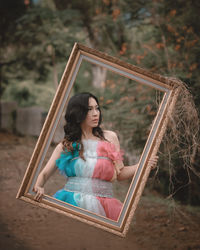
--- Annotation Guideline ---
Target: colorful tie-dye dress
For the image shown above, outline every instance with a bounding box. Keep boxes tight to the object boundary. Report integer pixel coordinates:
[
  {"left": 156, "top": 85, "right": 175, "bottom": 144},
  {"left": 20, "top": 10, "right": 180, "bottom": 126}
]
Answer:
[{"left": 53, "top": 139, "right": 123, "bottom": 221}]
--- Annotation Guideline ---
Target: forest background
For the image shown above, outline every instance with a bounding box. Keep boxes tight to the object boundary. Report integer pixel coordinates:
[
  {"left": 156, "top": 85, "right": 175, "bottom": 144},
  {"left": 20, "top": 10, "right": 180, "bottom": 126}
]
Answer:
[{"left": 1, "top": 0, "right": 200, "bottom": 208}]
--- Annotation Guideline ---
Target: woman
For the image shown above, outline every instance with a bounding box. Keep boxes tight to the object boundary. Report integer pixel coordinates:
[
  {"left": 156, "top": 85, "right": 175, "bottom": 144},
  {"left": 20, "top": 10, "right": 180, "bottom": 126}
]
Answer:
[{"left": 34, "top": 92, "right": 158, "bottom": 221}]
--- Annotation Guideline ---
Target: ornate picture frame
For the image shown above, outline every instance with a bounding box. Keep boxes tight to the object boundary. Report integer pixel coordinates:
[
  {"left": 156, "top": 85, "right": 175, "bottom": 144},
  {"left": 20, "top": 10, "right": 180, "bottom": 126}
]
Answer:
[{"left": 17, "top": 43, "right": 180, "bottom": 237}]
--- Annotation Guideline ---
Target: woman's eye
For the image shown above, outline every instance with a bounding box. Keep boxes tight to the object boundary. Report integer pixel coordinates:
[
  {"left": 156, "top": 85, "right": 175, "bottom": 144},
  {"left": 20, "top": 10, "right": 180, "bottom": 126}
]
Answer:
[{"left": 88, "top": 107, "right": 100, "bottom": 112}]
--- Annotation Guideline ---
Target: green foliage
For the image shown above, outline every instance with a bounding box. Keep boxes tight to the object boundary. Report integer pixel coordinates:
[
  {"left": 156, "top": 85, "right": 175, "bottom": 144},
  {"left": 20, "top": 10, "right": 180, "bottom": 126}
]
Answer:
[
  {"left": 3, "top": 80, "right": 55, "bottom": 110},
  {"left": 73, "top": 60, "right": 94, "bottom": 93},
  {"left": 14, "top": 6, "right": 84, "bottom": 78},
  {"left": 1, "top": 1, "right": 85, "bottom": 98}
]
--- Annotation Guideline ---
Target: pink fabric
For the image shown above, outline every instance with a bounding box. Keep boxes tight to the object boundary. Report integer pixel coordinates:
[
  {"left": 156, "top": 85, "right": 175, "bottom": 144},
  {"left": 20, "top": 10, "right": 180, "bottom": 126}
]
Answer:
[
  {"left": 97, "top": 141, "right": 123, "bottom": 161},
  {"left": 92, "top": 141, "right": 123, "bottom": 181},
  {"left": 97, "top": 197, "right": 123, "bottom": 221},
  {"left": 92, "top": 141, "right": 124, "bottom": 221},
  {"left": 92, "top": 158, "right": 114, "bottom": 181}
]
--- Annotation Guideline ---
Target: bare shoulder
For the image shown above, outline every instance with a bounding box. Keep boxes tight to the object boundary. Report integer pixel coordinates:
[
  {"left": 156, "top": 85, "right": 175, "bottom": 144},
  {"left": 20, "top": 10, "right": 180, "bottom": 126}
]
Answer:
[
  {"left": 54, "top": 142, "right": 64, "bottom": 153},
  {"left": 104, "top": 130, "right": 119, "bottom": 144}
]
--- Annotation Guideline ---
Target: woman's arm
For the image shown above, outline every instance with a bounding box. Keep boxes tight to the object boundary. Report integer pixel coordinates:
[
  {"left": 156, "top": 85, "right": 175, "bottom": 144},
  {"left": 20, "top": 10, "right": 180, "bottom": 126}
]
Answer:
[
  {"left": 117, "top": 156, "right": 158, "bottom": 181},
  {"left": 34, "top": 143, "right": 63, "bottom": 201},
  {"left": 104, "top": 130, "right": 158, "bottom": 181},
  {"left": 117, "top": 164, "right": 138, "bottom": 181}
]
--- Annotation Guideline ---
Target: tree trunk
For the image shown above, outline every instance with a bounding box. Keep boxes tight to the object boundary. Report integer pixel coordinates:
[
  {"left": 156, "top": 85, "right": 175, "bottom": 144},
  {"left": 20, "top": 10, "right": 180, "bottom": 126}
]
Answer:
[{"left": 91, "top": 65, "right": 107, "bottom": 88}]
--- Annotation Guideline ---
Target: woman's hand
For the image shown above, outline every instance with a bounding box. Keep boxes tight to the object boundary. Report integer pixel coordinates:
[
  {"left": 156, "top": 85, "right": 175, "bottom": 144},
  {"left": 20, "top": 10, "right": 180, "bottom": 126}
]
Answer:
[
  {"left": 33, "top": 186, "right": 44, "bottom": 202},
  {"left": 147, "top": 155, "right": 159, "bottom": 170}
]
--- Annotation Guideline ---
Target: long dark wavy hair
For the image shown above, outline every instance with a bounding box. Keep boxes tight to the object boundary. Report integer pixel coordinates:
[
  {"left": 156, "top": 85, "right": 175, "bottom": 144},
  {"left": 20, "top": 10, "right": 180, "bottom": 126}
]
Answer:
[{"left": 62, "top": 92, "right": 106, "bottom": 156}]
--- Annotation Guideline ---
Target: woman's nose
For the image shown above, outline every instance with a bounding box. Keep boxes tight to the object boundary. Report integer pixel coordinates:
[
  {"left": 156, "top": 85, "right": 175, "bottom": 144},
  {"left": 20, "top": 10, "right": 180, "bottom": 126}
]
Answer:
[{"left": 93, "top": 109, "right": 98, "bottom": 115}]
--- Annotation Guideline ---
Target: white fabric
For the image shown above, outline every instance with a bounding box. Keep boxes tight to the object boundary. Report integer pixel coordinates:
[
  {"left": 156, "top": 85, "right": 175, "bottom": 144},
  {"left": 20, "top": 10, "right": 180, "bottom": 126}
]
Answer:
[
  {"left": 74, "top": 139, "right": 98, "bottom": 177},
  {"left": 74, "top": 192, "right": 106, "bottom": 217}
]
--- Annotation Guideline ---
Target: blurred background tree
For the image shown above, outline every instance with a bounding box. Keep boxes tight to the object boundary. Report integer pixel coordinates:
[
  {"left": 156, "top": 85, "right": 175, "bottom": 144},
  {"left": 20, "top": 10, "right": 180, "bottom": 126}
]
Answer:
[{"left": 1, "top": 0, "right": 200, "bottom": 205}]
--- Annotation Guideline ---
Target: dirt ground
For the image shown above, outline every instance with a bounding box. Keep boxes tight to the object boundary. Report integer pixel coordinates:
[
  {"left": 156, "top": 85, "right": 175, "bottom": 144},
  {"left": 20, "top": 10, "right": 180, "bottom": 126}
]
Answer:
[{"left": 0, "top": 131, "right": 200, "bottom": 250}]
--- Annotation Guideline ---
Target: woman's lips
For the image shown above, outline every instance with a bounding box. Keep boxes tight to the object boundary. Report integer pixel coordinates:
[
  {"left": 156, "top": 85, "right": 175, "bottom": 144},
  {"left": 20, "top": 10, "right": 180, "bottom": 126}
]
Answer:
[{"left": 92, "top": 119, "right": 99, "bottom": 123}]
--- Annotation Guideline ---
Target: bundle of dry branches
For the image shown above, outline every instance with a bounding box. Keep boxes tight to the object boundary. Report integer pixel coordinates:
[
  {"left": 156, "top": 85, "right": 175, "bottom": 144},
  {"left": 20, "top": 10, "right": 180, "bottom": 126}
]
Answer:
[{"left": 158, "top": 78, "right": 200, "bottom": 199}]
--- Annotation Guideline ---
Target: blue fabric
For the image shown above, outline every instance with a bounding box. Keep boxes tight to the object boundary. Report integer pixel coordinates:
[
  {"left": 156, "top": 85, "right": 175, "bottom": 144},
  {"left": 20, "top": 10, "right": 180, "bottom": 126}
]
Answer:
[
  {"left": 55, "top": 142, "right": 80, "bottom": 177},
  {"left": 53, "top": 189, "right": 78, "bottom": 207}
]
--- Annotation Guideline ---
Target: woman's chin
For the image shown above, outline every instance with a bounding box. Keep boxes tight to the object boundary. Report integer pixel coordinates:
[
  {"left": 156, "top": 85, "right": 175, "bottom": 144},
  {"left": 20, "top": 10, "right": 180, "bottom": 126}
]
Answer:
[{"left": 91, "top": 122, "right": 99, "bottom": 127}]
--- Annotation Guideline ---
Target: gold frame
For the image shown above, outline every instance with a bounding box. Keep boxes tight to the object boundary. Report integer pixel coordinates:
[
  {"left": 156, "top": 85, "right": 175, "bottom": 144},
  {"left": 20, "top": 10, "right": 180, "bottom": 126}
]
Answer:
[{"left": 16, "top": 43, "right": 180, "bottom": 237}]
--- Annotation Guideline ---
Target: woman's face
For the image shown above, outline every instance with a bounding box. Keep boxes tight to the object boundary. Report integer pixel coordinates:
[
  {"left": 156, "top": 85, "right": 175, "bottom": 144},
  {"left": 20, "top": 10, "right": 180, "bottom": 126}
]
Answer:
[{"left": 81, "top": 97, "right": 100, "bottom": 129}]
